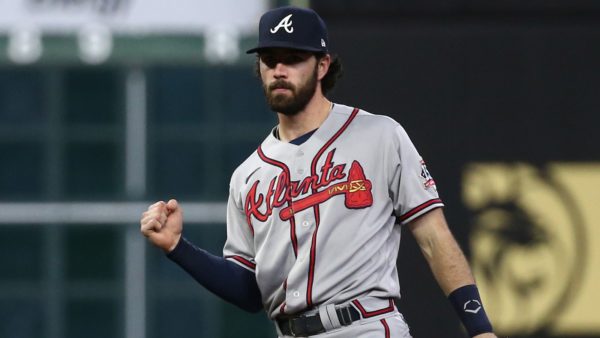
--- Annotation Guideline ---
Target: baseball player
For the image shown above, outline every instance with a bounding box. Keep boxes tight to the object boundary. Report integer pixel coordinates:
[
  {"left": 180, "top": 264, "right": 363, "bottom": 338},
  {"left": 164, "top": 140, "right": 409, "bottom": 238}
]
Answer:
[{"left": 141, "top": 6, "right": 497, "bottom": 338}]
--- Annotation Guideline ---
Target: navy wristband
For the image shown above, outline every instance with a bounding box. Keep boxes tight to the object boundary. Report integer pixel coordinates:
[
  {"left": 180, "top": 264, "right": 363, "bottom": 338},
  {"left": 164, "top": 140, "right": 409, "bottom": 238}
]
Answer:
[{"left": 448, "top": 284, "right": 493, "bottom": 337}]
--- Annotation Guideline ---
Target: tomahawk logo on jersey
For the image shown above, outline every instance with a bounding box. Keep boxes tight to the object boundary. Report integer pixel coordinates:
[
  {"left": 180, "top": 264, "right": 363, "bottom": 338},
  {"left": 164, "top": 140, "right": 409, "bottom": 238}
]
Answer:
[{"left": 244, "top": 148, "right": 373, "bottom": 226}]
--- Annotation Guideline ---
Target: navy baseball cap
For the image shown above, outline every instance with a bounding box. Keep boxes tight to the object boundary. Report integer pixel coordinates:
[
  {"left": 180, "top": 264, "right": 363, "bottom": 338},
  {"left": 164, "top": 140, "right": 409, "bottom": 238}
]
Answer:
[{"left": 246, "top": 6, "right": 329, "bottom": 54}]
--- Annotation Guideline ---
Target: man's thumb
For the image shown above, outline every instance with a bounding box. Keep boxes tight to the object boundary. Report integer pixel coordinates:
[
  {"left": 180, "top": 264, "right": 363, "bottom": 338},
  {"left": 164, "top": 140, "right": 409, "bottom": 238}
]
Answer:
[{"left": 166, "top": 199, "right": 179, "bottom": 213}]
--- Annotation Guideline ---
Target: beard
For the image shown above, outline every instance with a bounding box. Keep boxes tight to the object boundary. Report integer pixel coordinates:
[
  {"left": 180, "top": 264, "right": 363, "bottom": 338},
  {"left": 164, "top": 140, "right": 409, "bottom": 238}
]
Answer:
[{"left": 263, "top": 66, "right": 318, "bottom": 116}]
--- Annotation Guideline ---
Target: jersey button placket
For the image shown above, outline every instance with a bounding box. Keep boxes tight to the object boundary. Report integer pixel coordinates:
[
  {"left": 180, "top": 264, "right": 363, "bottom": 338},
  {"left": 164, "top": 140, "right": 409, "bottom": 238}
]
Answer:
[
  {"left": 295, "top": 150, "right": 305, "bottom": 176},
  {"left": 299, "top": 251, "right": 309, "bottom": 262}
]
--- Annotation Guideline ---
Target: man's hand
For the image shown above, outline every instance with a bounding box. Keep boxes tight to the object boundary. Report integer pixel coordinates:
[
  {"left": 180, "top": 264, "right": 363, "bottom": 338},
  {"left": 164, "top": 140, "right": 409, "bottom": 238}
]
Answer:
[{"left": 140, "top": 199, "right": 183, "bottom": 252}]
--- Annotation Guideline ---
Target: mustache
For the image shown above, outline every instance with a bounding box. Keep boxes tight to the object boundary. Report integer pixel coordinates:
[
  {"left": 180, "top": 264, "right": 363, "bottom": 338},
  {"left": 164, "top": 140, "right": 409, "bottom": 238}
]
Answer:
[{"left": 268, "top": 80, "right": 295, "bottom": 92}]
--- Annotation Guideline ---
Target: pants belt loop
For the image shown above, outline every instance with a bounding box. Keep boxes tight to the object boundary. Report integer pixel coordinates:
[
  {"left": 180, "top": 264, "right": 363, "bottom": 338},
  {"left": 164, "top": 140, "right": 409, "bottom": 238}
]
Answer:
[{"left": 318, "top": 304, "right": 342, "bottom": 331}]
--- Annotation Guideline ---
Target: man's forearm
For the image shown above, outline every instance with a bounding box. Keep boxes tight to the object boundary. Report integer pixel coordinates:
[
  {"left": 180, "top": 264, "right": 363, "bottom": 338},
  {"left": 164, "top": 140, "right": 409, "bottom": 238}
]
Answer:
[
  {"left": 423, "top": 222, "right": 476, "bottom": 295},
  {"left": 167, "top": 237, "right": 263, "bottom": 312},
  {"left": 409, "top": 209, "right": 495, "bottom": 337}
]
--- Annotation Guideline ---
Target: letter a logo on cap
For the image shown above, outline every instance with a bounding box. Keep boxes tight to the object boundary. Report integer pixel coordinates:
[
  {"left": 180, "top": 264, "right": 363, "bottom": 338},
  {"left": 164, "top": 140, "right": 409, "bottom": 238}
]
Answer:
[{"left": 270, "top": 14, "right": 294, "bottom": 34}]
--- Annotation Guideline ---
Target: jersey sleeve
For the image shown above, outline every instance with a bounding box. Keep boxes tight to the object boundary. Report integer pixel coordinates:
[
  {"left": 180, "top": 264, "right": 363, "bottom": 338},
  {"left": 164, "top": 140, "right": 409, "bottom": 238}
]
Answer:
[
  {"left": 388, "top": 124, "right": 444, "bottom": 225},
  {"left": 223, "top": 182, "right": 257, "bottom": 272}
]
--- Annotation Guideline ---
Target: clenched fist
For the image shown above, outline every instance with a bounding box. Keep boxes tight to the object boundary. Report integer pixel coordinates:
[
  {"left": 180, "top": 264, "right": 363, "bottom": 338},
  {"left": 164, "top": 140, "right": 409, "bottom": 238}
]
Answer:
[{"left": 140, "top": 199, "right": 183, "bottom": 252}]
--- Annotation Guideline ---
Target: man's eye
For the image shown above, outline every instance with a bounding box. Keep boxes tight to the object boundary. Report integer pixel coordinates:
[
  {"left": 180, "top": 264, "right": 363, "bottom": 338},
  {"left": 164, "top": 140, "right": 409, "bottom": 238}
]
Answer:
[
  {"left": 283, "top": 56, "right": 303, "bottom": 64},
  {"left": 261, "top": 56, "right": 277, "bottom": 67},
  {"left": 260, "top": 54, "right": 307, "bottom": 67}
]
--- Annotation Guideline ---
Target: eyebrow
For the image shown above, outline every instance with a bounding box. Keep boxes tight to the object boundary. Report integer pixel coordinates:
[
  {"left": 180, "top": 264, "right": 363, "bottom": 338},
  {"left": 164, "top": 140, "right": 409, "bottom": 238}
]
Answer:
[{"left": 259, "top": 50, "right": 311, "bottom": 57}]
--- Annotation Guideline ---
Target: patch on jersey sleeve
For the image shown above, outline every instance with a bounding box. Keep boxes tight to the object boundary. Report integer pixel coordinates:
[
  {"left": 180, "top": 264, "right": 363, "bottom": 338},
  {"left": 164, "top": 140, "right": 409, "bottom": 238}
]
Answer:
[{"left": 420, "top": 160, "right": 437, "bottom": 190}]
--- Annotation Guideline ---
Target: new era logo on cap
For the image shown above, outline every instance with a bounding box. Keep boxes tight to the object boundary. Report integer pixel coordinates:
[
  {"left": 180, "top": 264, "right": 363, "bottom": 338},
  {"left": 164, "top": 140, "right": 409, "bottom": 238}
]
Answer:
[{"left": 246, "top": 6, "right": 329, "bottom": 54}]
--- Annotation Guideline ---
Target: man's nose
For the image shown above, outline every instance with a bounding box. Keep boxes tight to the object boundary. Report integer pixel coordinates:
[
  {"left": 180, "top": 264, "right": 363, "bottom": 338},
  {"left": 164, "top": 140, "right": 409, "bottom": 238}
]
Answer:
[{"left": 273, "top": 62, "right": 287, "bottom": 78}]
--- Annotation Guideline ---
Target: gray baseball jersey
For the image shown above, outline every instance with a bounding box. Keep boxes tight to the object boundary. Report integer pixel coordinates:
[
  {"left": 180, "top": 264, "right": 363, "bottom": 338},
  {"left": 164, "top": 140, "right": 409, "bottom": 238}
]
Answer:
[{"left": 223, "top": 103, "right": 443, "bottom": 319}]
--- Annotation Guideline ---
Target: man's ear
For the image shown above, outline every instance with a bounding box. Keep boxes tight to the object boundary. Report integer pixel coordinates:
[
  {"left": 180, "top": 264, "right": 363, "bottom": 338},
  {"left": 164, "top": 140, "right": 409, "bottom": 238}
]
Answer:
[{"left": 318, "top": 54, "right": 331, "bottom": 80}]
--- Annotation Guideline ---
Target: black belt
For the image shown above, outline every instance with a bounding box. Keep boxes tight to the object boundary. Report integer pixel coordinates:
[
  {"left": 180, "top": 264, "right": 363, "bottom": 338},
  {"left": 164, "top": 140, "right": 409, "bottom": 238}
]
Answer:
[{"left": 277, "top": 305, "right": 361, "bottom": 337}]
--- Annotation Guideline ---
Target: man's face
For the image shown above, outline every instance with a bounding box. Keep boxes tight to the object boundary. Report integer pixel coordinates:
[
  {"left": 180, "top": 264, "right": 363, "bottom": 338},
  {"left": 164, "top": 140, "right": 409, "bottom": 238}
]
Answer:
[{"left": 258, "top": 48, "right": 319, "bottom": 116}]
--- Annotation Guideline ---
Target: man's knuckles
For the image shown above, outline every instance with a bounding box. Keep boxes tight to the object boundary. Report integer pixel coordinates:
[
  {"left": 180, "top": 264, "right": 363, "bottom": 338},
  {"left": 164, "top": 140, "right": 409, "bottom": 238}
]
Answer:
[{"left": 151, "top": 201, "right": 166, "bottom": 209}]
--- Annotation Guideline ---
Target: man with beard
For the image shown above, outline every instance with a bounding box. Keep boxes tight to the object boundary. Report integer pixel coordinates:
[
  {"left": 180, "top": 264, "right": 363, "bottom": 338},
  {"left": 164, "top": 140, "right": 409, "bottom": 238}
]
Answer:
[{"left": 140, "top": 6, "right": 497, "bottom": 338}]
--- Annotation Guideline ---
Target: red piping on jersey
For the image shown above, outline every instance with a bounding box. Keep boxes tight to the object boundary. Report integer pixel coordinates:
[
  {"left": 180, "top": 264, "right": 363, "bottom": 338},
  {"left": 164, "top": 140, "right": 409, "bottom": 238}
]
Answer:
[
  {"left": 278, "top": 279, "right": 288, "bottom": 314},
  {"left": 381, "top": 319, "right": 391, "bottom": 338},
  {"left": 352, "top": 299, "right": 395, "bottom": 318},
  {"left": 279, "top": 302, "right": 286, "bottom": 315},
  {"left": 257, "top": 146, "right": 299, "bottom": 257},
  {"left": 306, "top": 107, "right": 360, "bottom": 307},
  {"left": 398, "top": 198, "right": 443, "bottom": 223},
  {"left": 225, "top": 255, "right": 256, "bottom": 270}
]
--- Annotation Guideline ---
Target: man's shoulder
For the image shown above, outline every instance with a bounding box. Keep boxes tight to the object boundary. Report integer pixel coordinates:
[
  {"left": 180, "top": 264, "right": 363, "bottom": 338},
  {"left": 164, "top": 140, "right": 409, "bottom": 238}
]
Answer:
[
  {"left": 333, "top": 103, "right": 402, "bottom": 131},
  {"left": 230, "top": 148, "right": 261, "bottom": 184}
]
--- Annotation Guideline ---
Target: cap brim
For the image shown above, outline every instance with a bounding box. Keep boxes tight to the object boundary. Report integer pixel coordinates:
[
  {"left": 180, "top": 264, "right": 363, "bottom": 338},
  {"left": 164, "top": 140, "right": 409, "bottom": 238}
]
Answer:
[{"left": 246, "top": 41, "right": 326, "bottom": 54}]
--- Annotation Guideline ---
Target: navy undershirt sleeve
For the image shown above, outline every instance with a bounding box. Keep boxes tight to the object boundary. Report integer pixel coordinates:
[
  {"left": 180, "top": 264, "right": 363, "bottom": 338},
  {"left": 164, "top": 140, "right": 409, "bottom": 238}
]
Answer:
[{"left": 166, "top": 237, "right": 263, "bottom": 313}]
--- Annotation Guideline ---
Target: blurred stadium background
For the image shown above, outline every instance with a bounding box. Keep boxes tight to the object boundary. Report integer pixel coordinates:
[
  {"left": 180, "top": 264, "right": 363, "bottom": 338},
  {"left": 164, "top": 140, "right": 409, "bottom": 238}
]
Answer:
[{"left": 0, "top": 0, "right": 598, "bottom": 337}]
